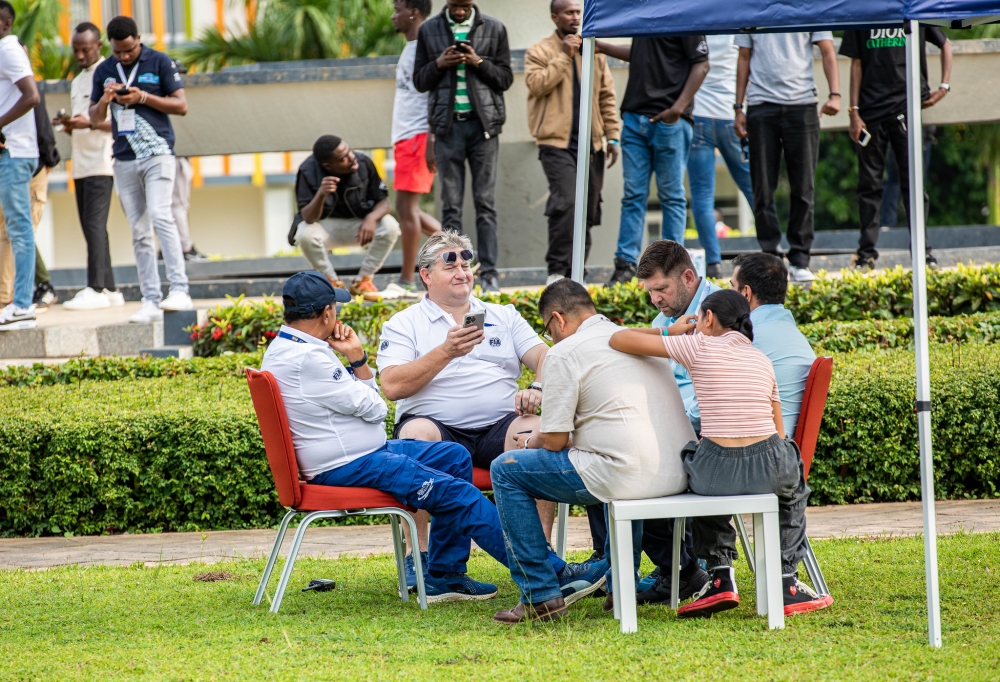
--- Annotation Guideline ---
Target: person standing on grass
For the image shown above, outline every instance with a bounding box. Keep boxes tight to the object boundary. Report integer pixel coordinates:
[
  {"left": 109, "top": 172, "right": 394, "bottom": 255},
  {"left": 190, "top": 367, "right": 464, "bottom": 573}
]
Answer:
[
  {"left": 413, "top": 0, "right": 513, "bottom": 293},
  {"left": 734, "top": 31, "right": 841, "bottom": 283},
  {"left": 840, "top": 27, "right": 951, "bottom": 271},
  {"left": 610, "top": 289, "right": 834, "bottom": 618},
  {"left": 290, "top": 135, "right": 401, "bottom": 300},
  {"left": 600, "top": 35, "right": 710, "bottom": 286},
  {"left": 89, "top": 15, "right": 192, "bottom": 324},
  {"left": 262, "top": 270, "right": 604, "bottom": 604},
  {"left": 525, "top": 0, "right": 620, "bottom": 287},
  {"left": 57, "top": 23, "right": 125, "bottom": 311},
  {"left": 388, "top": 0, "right": 441, "bottom": 300},
  {"left": 0, "top": 0, "right": 40, "bottom": 331}
]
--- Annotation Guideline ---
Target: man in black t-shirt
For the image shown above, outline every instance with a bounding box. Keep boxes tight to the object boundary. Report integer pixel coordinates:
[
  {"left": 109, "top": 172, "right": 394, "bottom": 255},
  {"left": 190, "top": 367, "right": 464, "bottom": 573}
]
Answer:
[
  {"left": 290, "top": 135, "right": 400, "bottom": 300},
  {"left": 600, "top": 37, "right": 709, "bottom": 285},
  {"left": 840, "top": 27, "right": 952, "bottom": 269}
]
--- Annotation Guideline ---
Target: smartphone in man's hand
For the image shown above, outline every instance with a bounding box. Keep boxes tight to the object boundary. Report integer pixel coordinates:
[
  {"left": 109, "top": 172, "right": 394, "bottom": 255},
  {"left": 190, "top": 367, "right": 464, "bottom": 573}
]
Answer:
[{"left": 463, "top": 312, "right": 485, "bottom": 331}]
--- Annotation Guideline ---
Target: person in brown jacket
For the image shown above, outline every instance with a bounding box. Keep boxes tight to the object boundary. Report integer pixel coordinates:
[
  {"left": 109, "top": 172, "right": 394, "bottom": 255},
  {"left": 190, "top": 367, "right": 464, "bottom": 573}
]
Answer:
[{"left": 525, "top": 0, "right": 620, "bottom": 284}]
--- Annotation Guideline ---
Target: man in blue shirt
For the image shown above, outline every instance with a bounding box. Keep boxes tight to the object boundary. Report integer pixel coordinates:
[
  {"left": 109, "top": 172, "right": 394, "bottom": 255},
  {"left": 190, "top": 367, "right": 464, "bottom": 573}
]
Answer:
[
  {"left": 89, "top": 15, "right": 191, "bottom": 324},
  {"left": 730, "top": 252, "right": 815, "bottom": 437}
]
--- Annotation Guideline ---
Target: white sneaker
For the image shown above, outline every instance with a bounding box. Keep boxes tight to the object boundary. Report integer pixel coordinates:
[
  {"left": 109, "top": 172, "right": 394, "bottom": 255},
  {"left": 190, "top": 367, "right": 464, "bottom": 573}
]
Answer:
[
  {"left": 546, "top": 274, "right": 565, "bottom": 286},
  {"left": 788, "top": 266, "right": 817, "bottom": 283},
  {"left": 103, "top": 289, "right": 126, "bottom": 307},
  {"left": 63, "top": 287, "right": 111, "bottom": 311},
  {"left": 129, "top": 301, "right": 164, "bottom": 323},
  {"left": 378, "top": 282, "right": 421, "bottom": 301},
  {"left": 0, "top": 303, "right": 38, "bottom": 331},
  {"left": 159, "top": 291, "right": 194, "bottom": 311}
]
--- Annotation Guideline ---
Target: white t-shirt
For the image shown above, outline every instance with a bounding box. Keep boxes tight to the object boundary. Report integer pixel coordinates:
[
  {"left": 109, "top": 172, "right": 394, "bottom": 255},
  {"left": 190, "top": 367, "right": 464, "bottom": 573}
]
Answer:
[
  {"left": 541, "top": 315, "right": 694, "bottom": 503},
  {"left": 70, "top": 58, "right": 114, "bottom": 178},
  {"left": 693, "top": 35, "right": 740, "bottom": 120},
  {"left": 391, "top": 41, "right": 429, "bottom": 145},
  {"left": 376, "top": 296, "right": 546, "bottom": 429},
  {"left": 0, "top": 35, "right": 38, "bottom": 159},
  {"left": 734, "top": 32, "right": 834, "bottom": 106},
  {"left": 260, "top": 325, "right": 389, "bottom": 479}
]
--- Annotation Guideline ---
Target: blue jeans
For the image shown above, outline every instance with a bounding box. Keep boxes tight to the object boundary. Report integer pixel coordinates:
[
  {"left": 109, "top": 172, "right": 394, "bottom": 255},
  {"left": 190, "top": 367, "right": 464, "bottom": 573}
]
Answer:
[
  {"left": 312, "top": 439, "right": 566, "bottom": 576},
  {"left": 0, "top": 151, "right": 38, "bottom": 308},
  {"left": 687, "top": 116, "right": 754, "bottom": 265},
  {"left": 616, "top": 112, "right": 693, "bottom": 264},
  {"left": 491, "top": 447, "right": 642, "bottom": 604}
]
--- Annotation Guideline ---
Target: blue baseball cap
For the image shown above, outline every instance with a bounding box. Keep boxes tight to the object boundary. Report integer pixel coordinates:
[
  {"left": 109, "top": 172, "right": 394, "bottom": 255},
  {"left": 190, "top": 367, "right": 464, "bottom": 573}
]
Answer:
[{"left": 282, "top": 271, "right": 352, "bottom": 313}]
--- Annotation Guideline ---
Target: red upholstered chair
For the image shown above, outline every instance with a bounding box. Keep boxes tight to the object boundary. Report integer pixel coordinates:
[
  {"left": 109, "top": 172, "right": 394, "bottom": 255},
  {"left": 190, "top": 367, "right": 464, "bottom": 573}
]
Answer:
[
  {"left": 245, "top": 368, "right": 428, "bottom": 613},
  {"left": 472, "top": 467, "right": 493, "bottom": 491},
  {"left": 734, "top": 357, "right": 834, "bottom": 596}
]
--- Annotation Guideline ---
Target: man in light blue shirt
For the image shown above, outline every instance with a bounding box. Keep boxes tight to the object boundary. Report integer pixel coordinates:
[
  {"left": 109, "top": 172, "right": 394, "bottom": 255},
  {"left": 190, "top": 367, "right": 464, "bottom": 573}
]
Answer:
[{"left": 730, "top": 252, "right": 816, "bottom": 437}]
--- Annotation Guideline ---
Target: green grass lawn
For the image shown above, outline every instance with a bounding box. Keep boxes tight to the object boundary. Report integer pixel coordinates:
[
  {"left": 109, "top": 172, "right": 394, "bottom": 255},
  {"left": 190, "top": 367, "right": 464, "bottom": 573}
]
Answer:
[{"left": 2, "top": 533, "right": 998, "bottom": 681}]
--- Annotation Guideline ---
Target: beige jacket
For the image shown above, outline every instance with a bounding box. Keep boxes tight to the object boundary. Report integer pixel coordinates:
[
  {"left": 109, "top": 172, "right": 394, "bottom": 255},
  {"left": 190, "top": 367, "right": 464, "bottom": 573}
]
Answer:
[{"left": 525, "top": 32, "right": 620, "bottom": 151}]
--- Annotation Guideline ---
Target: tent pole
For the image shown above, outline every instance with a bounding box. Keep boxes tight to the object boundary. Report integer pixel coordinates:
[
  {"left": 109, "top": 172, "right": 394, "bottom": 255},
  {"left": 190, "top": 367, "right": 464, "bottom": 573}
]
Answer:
[
  {"left": 571, "top": 37, "right": 596, "bottom": 284},
  {"left": 906, "top": 18, "right": 942, "bottom": 649}
]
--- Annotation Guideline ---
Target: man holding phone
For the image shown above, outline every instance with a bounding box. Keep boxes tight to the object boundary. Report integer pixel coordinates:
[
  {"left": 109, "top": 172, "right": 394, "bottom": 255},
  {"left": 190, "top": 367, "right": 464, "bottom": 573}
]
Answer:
[
  {"left": 840, "top": 27, "right": 951, "bottom": 271},
  {"left": 89, "top": 15, "right": 191, "bottom": 323},
  {"left": 413, "top": 0, "right": 513, "bottom": 292}
]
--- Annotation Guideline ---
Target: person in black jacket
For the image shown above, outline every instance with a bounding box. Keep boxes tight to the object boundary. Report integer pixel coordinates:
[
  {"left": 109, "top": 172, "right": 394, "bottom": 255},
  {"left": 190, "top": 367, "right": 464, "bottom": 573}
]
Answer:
[{"left": 413, "top": 0, "right": 511, "bottom": 292}]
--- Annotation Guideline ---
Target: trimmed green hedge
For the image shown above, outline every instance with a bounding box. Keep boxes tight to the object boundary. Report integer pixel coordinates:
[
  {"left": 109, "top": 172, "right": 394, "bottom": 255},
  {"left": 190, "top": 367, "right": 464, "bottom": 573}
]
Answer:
[
  {"left": 803, "top": 311, "right": 1000, "bottom": 353},
  {"left": 2, "top": 344, "right": 999, "bottom": 537}
]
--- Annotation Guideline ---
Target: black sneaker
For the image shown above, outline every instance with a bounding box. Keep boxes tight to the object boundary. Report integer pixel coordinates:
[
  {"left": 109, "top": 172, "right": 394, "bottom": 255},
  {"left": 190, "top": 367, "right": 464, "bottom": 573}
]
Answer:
[
  {"left": 184, "top": 245, "right": 211, "bottom": 262},
  {"left": 637, "top": 564, "right": 710, "bottom": 606},
  {"left": 32, "top": 281, "right": 57, "bottom": 310},
  {"left": 782, "top": 573, "right": 833, "bottom": 616},
  {"left": 853, "top": 255, "right": 877, "bottom": 272},
  {"left": 705, "top": 262, "right": 722, "bottom": 279},
  {"left": 677, "top": 565, "right": 740, "bottom": 619},
  {"left": 480, "top": 273, "right": 501, "bottom": 293},
  {"left": 926, "top": 252, "right": 939, "bottom": 270},
  {"left": 606, "top": 257, "right": 637, "bottom": 286}
]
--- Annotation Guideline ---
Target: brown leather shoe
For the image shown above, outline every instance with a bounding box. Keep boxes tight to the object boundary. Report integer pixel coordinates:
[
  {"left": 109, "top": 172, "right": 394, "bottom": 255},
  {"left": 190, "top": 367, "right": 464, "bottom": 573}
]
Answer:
[
  {"left": 493, "top": 597, "right": 568, "bottom": 624},
  {"left": 327, "top": 276, "right": 347, "bottom": 290},
  {"left": 602, "top": 594, "right": 614, "bottom": 613}
]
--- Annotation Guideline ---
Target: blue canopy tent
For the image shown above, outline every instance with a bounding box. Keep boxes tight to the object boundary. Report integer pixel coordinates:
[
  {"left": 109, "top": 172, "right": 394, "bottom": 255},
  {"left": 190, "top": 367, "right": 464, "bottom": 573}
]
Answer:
[{"left": 569, "top": 0, "right": 1000, "bottom": 647}]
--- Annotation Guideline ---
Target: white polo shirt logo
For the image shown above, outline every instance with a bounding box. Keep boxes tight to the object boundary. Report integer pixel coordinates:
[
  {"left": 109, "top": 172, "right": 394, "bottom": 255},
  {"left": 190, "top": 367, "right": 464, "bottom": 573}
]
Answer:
[
  {"left": 332, "top": 368, "right": 344, "bottom": 381},
  {"left": 489, "top": 337, "right": 501, "bottom": 348},
  {"left": 380, "top": 340, "right": 390, "bottom": 351}
]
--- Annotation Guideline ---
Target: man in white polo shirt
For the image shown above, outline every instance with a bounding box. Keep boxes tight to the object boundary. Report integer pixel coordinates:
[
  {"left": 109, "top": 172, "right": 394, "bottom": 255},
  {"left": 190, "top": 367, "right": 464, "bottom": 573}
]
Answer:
[{"left": 377, "top": 230, "right": 554, "bottom": 587}]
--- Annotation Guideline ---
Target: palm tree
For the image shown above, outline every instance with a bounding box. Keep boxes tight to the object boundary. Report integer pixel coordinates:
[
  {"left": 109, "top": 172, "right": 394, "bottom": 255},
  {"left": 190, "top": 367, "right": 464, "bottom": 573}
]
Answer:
[
  {"left": 175, "top": 0, "right": 403, "bottom": 72},
  {"left": 10, "top": 0, "right": 77, "bottom": 79}
]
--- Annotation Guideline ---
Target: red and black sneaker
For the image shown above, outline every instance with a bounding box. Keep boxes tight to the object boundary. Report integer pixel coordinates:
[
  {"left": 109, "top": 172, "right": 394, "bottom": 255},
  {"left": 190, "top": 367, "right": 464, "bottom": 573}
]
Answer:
[
  {"left": 677, "top": 565, "right": 740, "bottom": 619},
  {"left": 783, "top": 574, "right": 834, "bottom": 616}
]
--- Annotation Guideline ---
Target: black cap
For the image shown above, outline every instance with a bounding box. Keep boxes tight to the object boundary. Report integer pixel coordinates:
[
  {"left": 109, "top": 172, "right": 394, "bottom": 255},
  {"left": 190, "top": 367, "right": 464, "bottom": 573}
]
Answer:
[{"left": 282, "top": 271, "right": 352, "bottom": 313}]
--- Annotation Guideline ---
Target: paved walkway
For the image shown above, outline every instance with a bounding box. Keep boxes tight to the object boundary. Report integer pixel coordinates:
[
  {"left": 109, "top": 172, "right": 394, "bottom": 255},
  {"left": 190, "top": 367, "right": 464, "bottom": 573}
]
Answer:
[{"left": 2, "top": 499, "right": 997, "bottom": 570}]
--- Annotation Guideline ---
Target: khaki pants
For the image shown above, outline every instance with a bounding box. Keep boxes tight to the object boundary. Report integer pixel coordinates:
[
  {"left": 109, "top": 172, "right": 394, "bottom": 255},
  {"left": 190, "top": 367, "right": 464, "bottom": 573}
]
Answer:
[
  {"left": 0, "top": 167, "right": 49, "bottom": 304},
  {"left": 294, "top": 215, "right": 400, "bottom": 280}
]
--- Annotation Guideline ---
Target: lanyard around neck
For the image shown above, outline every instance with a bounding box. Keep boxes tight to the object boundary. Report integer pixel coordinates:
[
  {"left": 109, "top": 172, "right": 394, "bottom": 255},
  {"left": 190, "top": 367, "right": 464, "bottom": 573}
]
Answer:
[{"left": 116, "top": 60, "right": 139, "bottom": 91}]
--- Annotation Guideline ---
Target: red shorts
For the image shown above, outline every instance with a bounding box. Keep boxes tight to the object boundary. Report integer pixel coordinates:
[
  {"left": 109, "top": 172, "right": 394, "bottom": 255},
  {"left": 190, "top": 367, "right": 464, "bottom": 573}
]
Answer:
[{"left": 393, "top": 132, "right": 435, "bottom": 194}]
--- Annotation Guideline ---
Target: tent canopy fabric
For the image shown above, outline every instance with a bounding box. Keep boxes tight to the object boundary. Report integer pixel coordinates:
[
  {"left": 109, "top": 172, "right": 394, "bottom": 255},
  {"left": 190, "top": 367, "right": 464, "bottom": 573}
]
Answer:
[{"left": 582, "top": 0, "right": 999, "bottom": 37}]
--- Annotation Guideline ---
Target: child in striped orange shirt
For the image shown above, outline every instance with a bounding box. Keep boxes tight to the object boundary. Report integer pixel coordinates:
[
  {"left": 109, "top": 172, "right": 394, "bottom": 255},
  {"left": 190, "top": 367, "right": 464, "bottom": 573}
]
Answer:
[{"left": 610, "top": 289, "right": 832, "bottom": 618}]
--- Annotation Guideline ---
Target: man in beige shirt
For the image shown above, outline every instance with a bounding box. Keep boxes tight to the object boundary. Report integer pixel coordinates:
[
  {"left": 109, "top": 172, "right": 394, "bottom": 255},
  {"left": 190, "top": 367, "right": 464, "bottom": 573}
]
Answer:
[
  {"left": 525, "top": 0, "right": 619, "bottom": 284},
  {"left": 491, "top": 278, "right": 693, "bottom": 624}
]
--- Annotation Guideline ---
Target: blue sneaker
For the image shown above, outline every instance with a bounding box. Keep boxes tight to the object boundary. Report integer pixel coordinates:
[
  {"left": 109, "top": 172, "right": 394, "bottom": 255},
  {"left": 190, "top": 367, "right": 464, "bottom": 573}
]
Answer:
[
  {"left": 636, "top": 566, "right": 662, "bottom": 594},
  {"left": 423, "top": 572, "right": 498, "bottom": 603},
  {"left": 404, "top": 551, "right": 428, "bottom": 592},
  {"left": 558, "top": 557, "right": 609, "bottom": 605}
]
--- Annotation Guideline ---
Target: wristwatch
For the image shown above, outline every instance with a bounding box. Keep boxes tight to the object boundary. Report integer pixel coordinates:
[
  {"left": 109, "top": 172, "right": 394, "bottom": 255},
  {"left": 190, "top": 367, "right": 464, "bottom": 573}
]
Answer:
[
  {"left": 529, "top": 381, "right": 542, "bottom": 392},
  {"left": 349, "top": 351, "right": 369, "bottom": 369},
  {"left": 939, "top": 83, "right": 950, "bottom": 92},
  {"left": 733, "top": 103, "right": 745, "bottom": 112}
]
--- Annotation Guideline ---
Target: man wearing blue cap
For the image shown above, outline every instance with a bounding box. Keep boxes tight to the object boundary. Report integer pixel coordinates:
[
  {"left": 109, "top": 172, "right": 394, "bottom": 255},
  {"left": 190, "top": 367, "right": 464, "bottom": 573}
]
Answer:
[{"left": 261, "top": 271, "right": 605, "bottom": 611}]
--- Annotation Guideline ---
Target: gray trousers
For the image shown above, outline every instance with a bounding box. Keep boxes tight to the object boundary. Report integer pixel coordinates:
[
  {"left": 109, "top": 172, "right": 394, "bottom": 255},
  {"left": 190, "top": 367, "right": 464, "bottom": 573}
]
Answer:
[
  {"left": 683, "top": 434, "right": 810, "bottom": 575},
  {"left": 113, "top": 155, "right": 189, "bottom": 304},
  {"left": 435, "top": 118, "right": 499, "bottom": 278},
  {"left": 294, "top": 215, "right": 400, "bottom": 280},
  {"left": 172, "top": 157, "right": 193, "bottom": 252}
]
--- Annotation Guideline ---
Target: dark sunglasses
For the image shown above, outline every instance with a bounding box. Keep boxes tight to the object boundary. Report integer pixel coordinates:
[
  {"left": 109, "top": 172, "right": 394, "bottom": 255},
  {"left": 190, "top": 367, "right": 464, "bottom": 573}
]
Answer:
[{"left": 439, "top": 249, "right": 474, "bottom": 265}]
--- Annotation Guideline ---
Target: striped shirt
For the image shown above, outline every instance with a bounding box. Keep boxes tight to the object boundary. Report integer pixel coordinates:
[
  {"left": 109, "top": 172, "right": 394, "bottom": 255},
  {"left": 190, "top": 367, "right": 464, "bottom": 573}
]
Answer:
[
  {"left": 662, "top": 331, "right": 780, "bottom": 438},
  {"left": 449, "top": 9, "right": 474, "bottom": 113}
]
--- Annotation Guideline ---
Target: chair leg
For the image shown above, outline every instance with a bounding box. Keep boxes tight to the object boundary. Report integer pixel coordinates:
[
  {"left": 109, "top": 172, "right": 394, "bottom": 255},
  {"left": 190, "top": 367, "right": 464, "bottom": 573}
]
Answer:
[
  {"left": 762, "top": 511, "right": 785, "bottom": 630},
  {"left": 804, "top": 537, "right": 830, "bottom": 597},
  {"left": 390, "top": 515, "right": 409, "bottom": 602},
  {"left": 555, "top": 502, "right": 569, "bottom": 560},
  {"left": 400, "top": 510, "right": 427, "bottom": 610},
  {"left": 614, "top": 517, "right": 638, "bottom": 634},
  {"left": 607, "top": 509, "right": 621, "bottom": 620},
  {"left": 670, "top": 517, "right": 684, "bottom": 611},
  {"left": 735, "top": 513, "right": 756, "bottom": 574},
  {"left": 254, "top": 509, "right": 298, "bottom": 606},
  {"left": 270, "top": 510, "right": 324, "bottom": 614},
  {"left": 752, "top": 512, "right": 768, "bottom": 616}
]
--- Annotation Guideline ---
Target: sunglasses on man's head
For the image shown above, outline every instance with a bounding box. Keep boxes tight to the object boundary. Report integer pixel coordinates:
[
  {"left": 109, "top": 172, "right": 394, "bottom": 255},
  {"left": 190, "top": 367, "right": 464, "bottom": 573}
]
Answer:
[{"left": 439, "top": 249, "right": 474, "bottom": 265}]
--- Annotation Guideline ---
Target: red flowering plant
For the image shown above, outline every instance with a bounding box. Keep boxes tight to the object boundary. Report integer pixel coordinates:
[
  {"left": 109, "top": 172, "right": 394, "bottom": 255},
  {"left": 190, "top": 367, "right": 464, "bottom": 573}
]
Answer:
[{"left": 188, "top": 295, "right": 284, "bottom": 357}]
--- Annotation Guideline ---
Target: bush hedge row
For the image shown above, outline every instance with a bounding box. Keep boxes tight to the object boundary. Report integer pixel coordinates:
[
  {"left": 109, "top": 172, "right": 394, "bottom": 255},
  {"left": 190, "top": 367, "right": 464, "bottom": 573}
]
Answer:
[
  {"left": 188, "top": 263, "right": 1000, "bottom": 356},
  {"left": 2, "top": 344, "right": 998, "bottom": 537}
]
